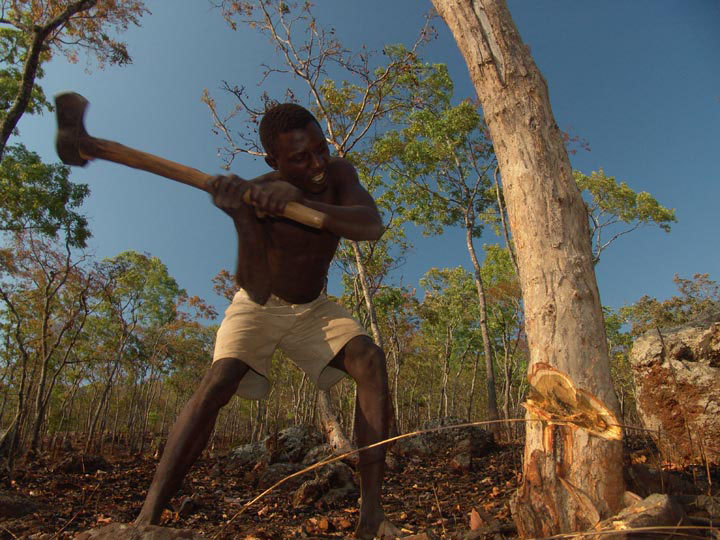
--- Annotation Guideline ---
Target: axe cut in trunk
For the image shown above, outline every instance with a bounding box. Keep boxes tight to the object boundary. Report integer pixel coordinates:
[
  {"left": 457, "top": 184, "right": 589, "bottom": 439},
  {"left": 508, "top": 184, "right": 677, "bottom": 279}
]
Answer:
[{"left": 54, "top": 92, "right": 327, "bottom": 229}]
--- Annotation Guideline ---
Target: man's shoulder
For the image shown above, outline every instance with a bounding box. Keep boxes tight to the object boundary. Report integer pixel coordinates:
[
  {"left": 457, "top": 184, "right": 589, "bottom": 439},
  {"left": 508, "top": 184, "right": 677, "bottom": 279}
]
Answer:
[{"left": 327, "top": 157, "right": 358, "bottom": 181}]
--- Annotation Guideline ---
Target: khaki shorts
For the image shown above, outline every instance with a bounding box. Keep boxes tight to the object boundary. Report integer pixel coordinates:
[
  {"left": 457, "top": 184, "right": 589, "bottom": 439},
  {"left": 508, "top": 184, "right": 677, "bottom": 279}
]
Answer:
[{"left": 213, "top": 289, "right": 368, "bottom": 399}]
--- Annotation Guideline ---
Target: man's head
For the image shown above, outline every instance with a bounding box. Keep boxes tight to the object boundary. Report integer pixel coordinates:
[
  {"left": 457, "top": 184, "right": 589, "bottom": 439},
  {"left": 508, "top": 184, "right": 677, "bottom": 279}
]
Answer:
[
  {"left": 260, "top": 103, "right": 330, "bottom": 193},
  {"left": 259, "top": 103, "right": 319, "bottom": 157}
]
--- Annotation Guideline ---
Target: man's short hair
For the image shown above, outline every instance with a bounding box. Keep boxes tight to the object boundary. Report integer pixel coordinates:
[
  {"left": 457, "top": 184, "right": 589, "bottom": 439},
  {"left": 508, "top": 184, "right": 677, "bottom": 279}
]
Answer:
[{"left": 259, "top": 103, "right": 320, "bottom": 157}]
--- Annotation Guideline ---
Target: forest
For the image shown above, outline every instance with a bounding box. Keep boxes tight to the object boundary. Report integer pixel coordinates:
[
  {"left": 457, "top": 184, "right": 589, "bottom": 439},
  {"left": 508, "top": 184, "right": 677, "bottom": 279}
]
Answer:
[{"left": 1, "top": 1, "right": 718, "bottom": 539}]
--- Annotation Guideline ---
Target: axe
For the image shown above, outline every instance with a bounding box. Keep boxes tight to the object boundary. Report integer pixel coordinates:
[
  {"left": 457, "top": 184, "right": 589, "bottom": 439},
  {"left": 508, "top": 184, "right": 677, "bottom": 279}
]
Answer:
[{"left": 54, "top": 92, "right": 327, "bottom": 229}]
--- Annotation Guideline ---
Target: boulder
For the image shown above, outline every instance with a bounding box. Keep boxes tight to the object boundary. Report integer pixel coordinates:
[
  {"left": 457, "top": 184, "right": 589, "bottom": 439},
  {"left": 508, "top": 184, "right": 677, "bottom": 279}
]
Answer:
[
  {"left": 228, "top": 440, "right": 265, "bottom": 468},
  {"left": 54, "top": 453, "right": 112, "bottom": 474},
  {"left": 229, "top": 425, "right": 323, "bottom": 469},
  {"left": 394, "top": 417, "right": 494, "bottom": 460},
  {"left": 276, "top": 425, "right": 323, "bottom": 463},
  {"left": 577, "top": 494, "right": 686, "bottom": 539},
  {"left": 292, "top": 462, "right": 357, "bottom": 508},
  {"left": 74, "top": 523, "right": 202, "bottom": 540},
  {"left": 0, "top": 492, "right": 41, "bottom": 518},
  {"left": 630, "top": 311, "right": 720, "bottom": 464}
]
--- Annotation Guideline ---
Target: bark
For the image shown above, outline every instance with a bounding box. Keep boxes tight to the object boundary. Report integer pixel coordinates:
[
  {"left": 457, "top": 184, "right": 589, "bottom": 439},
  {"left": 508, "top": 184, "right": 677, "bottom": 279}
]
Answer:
[{"left": 432, "top": 0, "right": 624, "bottom": 536}]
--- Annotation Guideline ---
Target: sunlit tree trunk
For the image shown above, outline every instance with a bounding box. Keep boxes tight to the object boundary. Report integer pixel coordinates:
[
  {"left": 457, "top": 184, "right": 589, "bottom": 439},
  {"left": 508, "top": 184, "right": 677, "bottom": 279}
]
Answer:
[{"left": 432, "top": 0, "right": 624, "bottom": 535}]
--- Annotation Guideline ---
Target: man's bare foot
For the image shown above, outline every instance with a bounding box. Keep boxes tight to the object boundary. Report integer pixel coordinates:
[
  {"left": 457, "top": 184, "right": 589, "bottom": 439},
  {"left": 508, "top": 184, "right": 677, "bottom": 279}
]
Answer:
[{"left": 356, "top": 517, "right": 401, "bottom": 539}]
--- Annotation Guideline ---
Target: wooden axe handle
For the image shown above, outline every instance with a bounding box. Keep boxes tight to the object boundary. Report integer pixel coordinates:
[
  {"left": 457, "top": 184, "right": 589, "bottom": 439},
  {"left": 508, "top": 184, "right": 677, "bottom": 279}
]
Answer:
[{"left": 80, "top": 136, "right": 327, "bottom": 229}]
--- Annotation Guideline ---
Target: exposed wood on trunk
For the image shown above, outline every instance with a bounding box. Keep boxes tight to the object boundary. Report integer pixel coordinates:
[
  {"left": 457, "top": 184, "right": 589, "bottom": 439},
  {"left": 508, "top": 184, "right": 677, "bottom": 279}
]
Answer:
[{"left": 431, "top": 0, "right": 624, "bottom": 536}]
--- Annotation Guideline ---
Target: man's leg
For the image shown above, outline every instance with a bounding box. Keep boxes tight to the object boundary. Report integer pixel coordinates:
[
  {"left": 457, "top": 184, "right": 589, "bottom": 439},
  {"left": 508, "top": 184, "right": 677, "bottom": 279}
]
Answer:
[
  {"left": 135, "top": 357, "right": 249, "bottom": 525},
  {"left": 329, "top": 335, "right": 396, "bottom": 539}
]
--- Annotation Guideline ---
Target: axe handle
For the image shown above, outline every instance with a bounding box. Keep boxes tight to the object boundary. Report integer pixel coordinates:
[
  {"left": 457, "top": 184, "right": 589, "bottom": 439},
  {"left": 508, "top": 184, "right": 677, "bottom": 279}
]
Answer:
[{"left": 79, "top": 136, "right": 327, "bottom": 229}]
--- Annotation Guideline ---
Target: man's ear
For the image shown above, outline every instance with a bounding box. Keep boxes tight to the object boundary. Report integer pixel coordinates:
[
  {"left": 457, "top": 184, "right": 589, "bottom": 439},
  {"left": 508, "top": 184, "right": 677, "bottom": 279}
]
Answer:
[{"left": 265, "top": 155, "right": 278, "bottom": 170}]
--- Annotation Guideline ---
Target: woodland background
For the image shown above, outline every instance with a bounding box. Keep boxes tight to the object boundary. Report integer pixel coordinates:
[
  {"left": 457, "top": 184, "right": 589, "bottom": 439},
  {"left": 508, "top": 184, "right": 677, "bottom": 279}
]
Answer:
[{"left": 0, "top": 0, "right": 718, "bottom": 513}]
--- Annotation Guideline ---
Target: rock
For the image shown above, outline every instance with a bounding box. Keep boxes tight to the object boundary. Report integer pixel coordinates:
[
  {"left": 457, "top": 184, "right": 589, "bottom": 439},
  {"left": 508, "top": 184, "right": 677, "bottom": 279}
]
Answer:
[
  {"left": 292, "top": 462, "right": 357, "bottom": 507},
  {"left": 630, "top": 311, "right": 720, "bottom": 464},
  {"left": 393, "top": 434, "right": 433, "bottom": 457},
  {"left": 230, "top": 425, "right": 323, "bottom": 469},
  {"left": 256, "top": 462, "right": 306, "bottom": 489},
  {"left": 276, "top": 425, "right": 323, "bottom": 463},
  {"left": 578, "top": 493, "right": 686, "bottom": 539},
  {"left": 74, "top": 523, "right": 202, "bottom": 539},
  {"left": 0, "top": 492, "right": 41, "bottom": 518},
  {"left": 395, "top": 417, "right": 495, "bottom": 459},
  {"left": 385, "top": 452, "right": 403, "bottom": 472},
  {"left": 228, "top": 440, "right": 265, "bottom": 468},
  {"left": 449, "top": 450, "right": 471, "bottom": 473},
  {"left": 624, "top": 462, "right": 699, "bottom": 498},
  {"left": 54, "top": 453, "right": 111, "bottom": 474},
  {"left": 302, "top": 443, "right": 333, "bottom": 465}
]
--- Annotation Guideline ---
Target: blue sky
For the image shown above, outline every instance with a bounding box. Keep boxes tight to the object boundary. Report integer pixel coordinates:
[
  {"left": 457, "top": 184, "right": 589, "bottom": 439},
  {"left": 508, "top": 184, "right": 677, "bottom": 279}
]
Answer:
[{"left": 17, "top": 0, "right": 720, "bottom": 318}]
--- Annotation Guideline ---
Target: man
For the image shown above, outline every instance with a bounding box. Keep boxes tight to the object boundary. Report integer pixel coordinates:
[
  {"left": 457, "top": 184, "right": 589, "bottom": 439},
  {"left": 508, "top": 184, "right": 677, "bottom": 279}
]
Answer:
[{"left": 135, "top": 103, "right": 398, "bottom": 539}]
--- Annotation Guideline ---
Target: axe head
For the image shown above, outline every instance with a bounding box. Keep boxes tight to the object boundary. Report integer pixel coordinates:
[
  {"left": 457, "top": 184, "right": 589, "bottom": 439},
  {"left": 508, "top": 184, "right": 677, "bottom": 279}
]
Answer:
[{"left": 55, "top": 92, "right": 90, "bottom": 166}]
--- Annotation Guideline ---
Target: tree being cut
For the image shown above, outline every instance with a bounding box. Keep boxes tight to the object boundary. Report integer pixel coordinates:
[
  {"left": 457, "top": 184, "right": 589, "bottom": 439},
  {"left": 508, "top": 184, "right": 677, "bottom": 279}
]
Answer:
[{"left": 430, "top": 0, "right": 625, "bottom": 536}]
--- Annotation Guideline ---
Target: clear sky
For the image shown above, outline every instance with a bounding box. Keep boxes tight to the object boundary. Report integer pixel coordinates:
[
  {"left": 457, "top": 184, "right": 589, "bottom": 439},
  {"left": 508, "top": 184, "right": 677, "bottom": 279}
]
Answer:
[{"left": 17, "top": 0, "right": 720, "bottom": 317}]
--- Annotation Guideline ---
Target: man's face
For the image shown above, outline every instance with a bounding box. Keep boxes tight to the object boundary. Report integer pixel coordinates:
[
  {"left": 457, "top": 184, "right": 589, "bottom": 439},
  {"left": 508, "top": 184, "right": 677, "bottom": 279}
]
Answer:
[{"left": 265, "top": 121, "right": 331, "bottom": 194}]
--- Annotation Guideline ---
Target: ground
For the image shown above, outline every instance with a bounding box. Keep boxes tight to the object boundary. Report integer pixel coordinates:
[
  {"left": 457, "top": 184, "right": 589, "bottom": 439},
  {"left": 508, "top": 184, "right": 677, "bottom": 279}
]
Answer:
[{"left": 0, "top": 435, "right": 717, "bottom": 539}]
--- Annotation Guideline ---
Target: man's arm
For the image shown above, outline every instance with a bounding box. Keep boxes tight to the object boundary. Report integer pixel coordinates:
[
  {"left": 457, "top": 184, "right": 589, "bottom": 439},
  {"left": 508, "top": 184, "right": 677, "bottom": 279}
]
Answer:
[{"left": 302, "top": 158, "right": 384, "bottom": 241}]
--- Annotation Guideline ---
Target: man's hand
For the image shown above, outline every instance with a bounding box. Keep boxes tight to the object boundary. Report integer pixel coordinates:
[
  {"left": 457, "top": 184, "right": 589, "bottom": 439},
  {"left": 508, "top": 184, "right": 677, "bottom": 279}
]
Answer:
[
  {"left": 210, "top": 174, "right": 247, "bottom": 210},
  {"left": 245, "top": 180, "right": 304, "bottom": 216}
]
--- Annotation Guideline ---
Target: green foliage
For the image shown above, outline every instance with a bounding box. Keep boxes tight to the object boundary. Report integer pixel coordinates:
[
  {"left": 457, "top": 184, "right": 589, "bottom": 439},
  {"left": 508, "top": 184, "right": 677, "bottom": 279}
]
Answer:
[
  {"left": 0, "top": 28, "right": 51, "bottom": 120},
  {"left": 419, "top": 266, "right": 480, "bottom": 350},
  {"left": 372, "top": 63, "right": 496, "bottom": 237},
  {"left": 573, "top": 169, "right": 677, "bottom": 262},
  {"left": 0, "top": 144, "right": 90, "bottom": 247},
  {"left": 621, "top": 273, "right": 719, "bottom": 337},
  {"left": 602, "top": 306, "right": 635, "bottom": 420}
]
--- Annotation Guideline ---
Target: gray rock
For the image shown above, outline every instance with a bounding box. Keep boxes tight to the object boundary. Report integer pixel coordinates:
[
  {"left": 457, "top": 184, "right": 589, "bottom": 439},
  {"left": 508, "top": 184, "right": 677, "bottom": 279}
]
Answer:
[
  {"left": 292, "top": 462, "right": 357, "bottom": 507},
  {"left": 302, "top": 443, "right": 332, "bottom": 465},
  {"left": 74, "top": 523, "right": 202, "bottom": 540},
  {"left": 256, "top": 462, "right": 306, "bottom": 489},
  {"left": 276, "top": 425, "right": 323, "bottom": 463},
  {"left": 54, "top": 453, "right": 111, "bottom": 474},
  {"left": 0, "top": 492, "right": 41, "bottom": 518},
  {"left": 228, "top": 440, "right": 265, "bottom": 467},
  {"left": 630, "top": 314, "right": 720, "bottom": 464}
]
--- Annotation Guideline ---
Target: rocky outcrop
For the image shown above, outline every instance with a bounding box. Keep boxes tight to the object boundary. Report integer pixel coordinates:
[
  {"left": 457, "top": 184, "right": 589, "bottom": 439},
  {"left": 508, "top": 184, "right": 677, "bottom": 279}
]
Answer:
[
  {"left": 630, "top": 310, "right": 720, "bottom": 464},
  {"left": 227, "top": 424, "right": 357, "bottom": 507},
  {"left": 392, "top": 417, "right": 495, "bottom": 473}
]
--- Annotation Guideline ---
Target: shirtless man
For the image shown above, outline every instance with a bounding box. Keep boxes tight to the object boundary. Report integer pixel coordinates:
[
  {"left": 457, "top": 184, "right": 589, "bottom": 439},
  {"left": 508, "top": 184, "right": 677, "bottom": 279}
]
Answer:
[{"left": 135, "top": 103, "right": 398, "bottom": 539}]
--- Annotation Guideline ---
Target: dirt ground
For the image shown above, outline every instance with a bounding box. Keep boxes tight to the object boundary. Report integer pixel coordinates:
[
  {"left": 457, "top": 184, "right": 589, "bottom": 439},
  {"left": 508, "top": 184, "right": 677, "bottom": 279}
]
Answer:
[{"left": 0, "top": 436, "right": 717, "bottom": 539}]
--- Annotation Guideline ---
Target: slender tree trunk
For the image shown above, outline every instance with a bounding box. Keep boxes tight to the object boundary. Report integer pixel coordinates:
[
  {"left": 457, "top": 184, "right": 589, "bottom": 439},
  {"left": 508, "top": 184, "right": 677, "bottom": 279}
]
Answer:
[
  {"left": 467, "top": 350, "right": 480, "bottom": 420},
  {"left": 85, "top": 357, "right": 121, "bottom": 453},
  {"left": 432, "top": 1, "right": 624, "bottom": 535},
  {"left": 494, "top": 166, "right": 520, "bottom": 276},
  {"left": 465, "top": 222, "right": 500, "bottom": 422},
  {"left": 437, "top": 327, "right": 453, "bottom": 419},
  {"left": 317, "top": 390, "right": 353, "bottom": 452}
]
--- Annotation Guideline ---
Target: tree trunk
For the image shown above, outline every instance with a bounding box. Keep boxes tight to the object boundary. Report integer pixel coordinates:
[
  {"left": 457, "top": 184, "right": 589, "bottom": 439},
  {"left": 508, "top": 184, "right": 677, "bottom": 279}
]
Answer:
[
  {"left": 317, "top": 389, "right": 353, "bottom": 452},
  {"left": 465, "top": 222, "right": 500, "bottom": 422},
  {"left": 467, "top": 350, "right": 480, "bottom": 420},
  {"left": 431, "top": 0, "right": 624, "bottom": 536}
]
